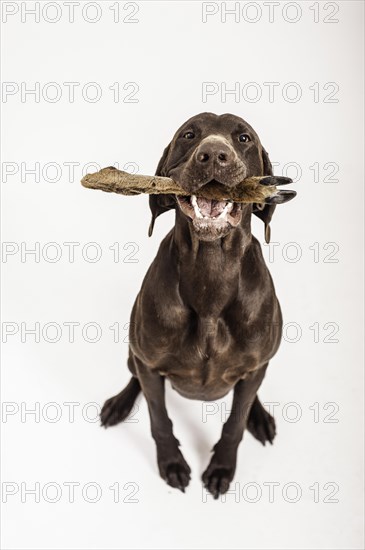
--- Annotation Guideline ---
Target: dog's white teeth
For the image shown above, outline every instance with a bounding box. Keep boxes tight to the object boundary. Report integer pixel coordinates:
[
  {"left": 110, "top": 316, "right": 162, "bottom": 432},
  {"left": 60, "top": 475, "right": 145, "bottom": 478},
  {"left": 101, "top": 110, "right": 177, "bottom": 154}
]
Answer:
[
  {"left": 189, "top": 195, "right": 234, "bottom": 221},
  {"left": 191, "top": 194, "right": 203, "bottom": 218},
  {"left": 218, "top": 202, "right": 233, "bottom": 219}
]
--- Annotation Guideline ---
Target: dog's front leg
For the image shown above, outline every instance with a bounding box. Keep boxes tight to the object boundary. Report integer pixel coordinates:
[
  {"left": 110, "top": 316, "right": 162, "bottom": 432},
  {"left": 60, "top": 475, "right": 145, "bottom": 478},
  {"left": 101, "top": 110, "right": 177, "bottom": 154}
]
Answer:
[
  {"left": 202, "top": 365, "right": 268, "bottom": 498},
  {"left": 134, "top": 357, "right": 191, "bottom": 492}
]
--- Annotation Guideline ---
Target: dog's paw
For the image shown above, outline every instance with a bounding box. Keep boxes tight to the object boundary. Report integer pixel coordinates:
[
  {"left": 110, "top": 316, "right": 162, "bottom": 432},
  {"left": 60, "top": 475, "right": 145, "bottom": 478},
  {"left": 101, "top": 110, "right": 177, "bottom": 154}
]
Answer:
[
  {"left": 158, "top": 451, "right": 191, "bottom": 493},
  {"left": 202, "top": 464, "right": 235, "bottom": 499},
  {"left": 247, "top": 400, "right": 276, "bottom": 445},
  {"left": 100, "top": 379, "right": 140, "bottom": 428},
  {"left": 100, "top": 394, "right": 135, "bottom": 427}
]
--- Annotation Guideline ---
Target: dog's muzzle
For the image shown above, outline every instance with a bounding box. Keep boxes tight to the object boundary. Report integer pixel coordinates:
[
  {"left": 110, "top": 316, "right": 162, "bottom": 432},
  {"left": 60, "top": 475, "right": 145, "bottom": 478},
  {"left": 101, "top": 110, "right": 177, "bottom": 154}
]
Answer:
[{"left": 176, "top": 189, "right": 243, "bottom": 241}]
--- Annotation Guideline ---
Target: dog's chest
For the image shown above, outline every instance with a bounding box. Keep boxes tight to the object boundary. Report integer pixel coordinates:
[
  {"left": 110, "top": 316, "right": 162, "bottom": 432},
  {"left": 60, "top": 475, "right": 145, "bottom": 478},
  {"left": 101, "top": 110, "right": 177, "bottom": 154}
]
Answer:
[{"left": 155, "top": 310, "right": 258, "bottom": 396}]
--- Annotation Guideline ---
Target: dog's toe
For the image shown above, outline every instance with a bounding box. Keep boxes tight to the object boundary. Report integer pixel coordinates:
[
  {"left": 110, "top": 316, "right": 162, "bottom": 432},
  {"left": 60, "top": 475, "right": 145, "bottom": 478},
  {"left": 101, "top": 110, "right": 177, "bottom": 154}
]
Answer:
[
  {"left": 202, "top": 467, "right": 233, "bottom": 499},
  {"left": 264, "top": 415, "right": 276, "bottom": 444},
  {"left": 100, "top": 396, "right": 134, "bottom": 427},
  {"left": 259, "top": 176, "right": 292, "bottom": 186},
  {"left": 165, "top": 463, "right": 191, "bottom": 492},
  {"left": 248, "top": 412, "right": 276, "bottom": 445},
  {"left": 247, "top": 398, "right": 277, "bottom": 445},
  {"left": 158, "top": 451, "right": 191, "bottom": 493}
]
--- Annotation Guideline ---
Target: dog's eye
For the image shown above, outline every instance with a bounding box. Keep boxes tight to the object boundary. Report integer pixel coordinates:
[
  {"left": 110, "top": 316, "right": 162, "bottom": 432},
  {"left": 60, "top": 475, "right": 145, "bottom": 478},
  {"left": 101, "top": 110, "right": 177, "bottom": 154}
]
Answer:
[
  {"left": 183, "top": 131, "right": 195, "bottom": 139},
  {"left": 239, "top": 134, "right": 251, "bottom": 143}
]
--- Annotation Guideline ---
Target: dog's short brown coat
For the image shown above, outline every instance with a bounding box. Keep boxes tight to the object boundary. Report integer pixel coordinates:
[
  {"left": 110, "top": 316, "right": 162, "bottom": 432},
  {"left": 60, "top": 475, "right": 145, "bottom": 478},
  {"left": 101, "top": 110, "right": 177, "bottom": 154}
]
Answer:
[{"left": 101, "top": 113, "right": 291, "bottom": 498}]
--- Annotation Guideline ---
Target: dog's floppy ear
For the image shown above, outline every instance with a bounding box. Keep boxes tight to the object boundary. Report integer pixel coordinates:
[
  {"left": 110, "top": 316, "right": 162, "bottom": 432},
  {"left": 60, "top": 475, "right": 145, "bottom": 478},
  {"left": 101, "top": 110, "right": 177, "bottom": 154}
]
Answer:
[
  {"left": 148, "top": 143, "right": 175, "bottom": 237},
  {"left": 253, "top": 147, "right": 276, "bottom": 244}
]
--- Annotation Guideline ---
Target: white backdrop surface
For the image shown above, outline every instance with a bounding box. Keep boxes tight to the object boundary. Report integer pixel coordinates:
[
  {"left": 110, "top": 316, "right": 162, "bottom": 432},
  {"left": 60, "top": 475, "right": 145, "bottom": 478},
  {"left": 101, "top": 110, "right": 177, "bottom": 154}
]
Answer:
[{"left": 1, "top": 2, "right": 364, "bottom": 549}]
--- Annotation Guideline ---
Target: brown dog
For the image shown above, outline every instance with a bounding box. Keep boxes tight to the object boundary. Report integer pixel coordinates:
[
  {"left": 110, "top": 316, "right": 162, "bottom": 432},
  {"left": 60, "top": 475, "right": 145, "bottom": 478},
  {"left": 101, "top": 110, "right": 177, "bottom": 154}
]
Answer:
[{"left": 101, "top": 112, "right": 294, "bottom": 498}]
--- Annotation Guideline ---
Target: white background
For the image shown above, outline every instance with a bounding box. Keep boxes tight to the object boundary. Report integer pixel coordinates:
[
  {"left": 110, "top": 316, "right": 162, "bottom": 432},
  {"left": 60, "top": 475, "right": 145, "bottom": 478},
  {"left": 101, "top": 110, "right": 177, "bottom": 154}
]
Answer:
[{"left": 1, "top": 1, "right": 364, "bottom": 549}]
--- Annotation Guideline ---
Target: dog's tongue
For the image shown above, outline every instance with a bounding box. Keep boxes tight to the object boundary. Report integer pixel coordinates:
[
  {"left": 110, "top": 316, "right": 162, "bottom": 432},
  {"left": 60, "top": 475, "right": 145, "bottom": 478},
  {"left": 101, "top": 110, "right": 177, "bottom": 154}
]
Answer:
[{"left": 197, "top": 198, "right": 227, "bottom": 217}]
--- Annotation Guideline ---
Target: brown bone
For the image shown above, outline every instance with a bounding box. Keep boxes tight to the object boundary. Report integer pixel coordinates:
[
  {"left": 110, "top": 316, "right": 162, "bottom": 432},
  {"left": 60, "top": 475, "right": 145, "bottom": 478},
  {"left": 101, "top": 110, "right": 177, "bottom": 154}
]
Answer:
[{"left": 81, "top": 166, "right": 280, "bottom": 203}]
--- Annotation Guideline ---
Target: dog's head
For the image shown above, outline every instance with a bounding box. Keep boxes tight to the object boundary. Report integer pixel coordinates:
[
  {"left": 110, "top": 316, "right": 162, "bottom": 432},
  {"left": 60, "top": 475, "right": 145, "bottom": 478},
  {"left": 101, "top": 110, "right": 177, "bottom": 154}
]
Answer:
[{"left": 149, "top": 112, "right": 276, "bottom": 241}]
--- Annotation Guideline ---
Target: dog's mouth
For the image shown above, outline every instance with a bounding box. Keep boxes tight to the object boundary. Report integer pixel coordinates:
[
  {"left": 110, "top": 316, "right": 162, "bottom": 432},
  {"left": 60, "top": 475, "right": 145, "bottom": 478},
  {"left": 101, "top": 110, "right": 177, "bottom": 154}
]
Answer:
[
  {"left": 175, "top": 190, "right": 242, "bottom": 245},
  {"left": 174, "top": 178, "right": 244, "bottom": 240},
  {"left": 176, "top": 194, "right": 242, "bottom": 226}
]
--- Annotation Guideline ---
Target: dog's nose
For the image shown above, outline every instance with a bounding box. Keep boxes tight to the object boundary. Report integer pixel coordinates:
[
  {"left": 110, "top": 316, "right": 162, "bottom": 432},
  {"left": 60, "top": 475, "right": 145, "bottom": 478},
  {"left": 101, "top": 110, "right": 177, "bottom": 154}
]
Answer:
[{"left": 195, "top": 141, "right": 234, "bottom": 167}]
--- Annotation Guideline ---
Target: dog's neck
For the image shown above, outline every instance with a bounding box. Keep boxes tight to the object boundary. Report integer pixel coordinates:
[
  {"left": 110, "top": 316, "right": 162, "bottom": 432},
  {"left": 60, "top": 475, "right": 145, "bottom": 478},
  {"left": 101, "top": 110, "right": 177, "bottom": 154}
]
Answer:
[
  {"left": 170, "top": 206, "right": 253, "bottom": 315},
  {"left": 172, "top": 205, "right": 253, "bottom": 267}
]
